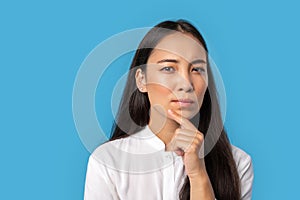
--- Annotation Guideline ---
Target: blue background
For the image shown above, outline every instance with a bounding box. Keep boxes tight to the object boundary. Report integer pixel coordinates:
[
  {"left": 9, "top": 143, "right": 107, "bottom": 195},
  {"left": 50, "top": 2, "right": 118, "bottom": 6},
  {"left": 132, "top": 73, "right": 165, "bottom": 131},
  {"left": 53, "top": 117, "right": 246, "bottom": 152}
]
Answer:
[{"left": 1, "top": 0, "right": 299, "bottom": 199}]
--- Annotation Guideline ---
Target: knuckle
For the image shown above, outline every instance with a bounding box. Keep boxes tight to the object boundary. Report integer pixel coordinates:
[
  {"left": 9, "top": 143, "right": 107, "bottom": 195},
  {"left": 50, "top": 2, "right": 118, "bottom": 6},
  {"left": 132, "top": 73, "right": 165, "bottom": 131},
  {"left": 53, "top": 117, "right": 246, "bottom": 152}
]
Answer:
[
  {"left": 194, "top": 138, "right": 200, "bottom": 146},
  {"left": 175, "top": 129, "right": 181, "bottom": 135},
  {"left": 189, "top": 144, "right": 197, "bottom": 152},
  {"left": 197, "top": 132, "right": 204, "bottom": 141}
]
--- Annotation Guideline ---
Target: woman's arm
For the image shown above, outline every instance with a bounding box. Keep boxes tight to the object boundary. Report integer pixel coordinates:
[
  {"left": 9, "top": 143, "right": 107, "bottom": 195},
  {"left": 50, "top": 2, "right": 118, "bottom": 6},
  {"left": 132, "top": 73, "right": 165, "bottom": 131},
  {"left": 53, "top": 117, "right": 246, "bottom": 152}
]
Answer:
[{"left": 189, "top": 168, "right": 215, "bottom": 200}]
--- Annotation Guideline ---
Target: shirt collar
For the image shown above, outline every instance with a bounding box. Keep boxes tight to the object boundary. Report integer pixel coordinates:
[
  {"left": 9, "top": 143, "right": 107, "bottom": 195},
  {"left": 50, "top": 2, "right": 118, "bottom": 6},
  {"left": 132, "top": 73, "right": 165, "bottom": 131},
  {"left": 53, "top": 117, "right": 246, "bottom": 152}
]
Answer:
[{"left": 132, "top": 125, "right": 166, "bottom": 151}]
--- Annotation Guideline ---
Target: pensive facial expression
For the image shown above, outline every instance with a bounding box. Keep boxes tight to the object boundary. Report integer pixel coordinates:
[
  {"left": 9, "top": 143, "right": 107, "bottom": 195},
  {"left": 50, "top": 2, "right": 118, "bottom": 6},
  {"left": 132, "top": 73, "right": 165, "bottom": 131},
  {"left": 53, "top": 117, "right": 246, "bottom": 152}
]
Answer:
[{"left": 143, "top": 32, "right": 208, "bottom": 119}]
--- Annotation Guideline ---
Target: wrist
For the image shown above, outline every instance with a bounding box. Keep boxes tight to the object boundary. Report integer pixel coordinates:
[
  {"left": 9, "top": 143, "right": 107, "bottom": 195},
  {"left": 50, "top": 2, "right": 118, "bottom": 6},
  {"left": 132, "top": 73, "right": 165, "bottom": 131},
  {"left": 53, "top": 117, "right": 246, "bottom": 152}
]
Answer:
[
  {"left": 189, "top": 169, "right": 210, "bottom": 184},
  {"left": 189, "top": 170, "right": 215, "bottom": 199}
]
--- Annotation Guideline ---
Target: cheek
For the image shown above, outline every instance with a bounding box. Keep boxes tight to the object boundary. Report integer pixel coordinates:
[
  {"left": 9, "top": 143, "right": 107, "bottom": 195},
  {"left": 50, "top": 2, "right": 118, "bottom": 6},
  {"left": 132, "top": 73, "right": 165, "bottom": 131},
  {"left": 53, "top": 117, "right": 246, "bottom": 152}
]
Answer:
[
  {"left": 195, "top": 83, "right": 207, "bottom": 105},
  {"left": 146, "top": 74, "right": 175, "bottom": 102},
  {"left": 147, "top": 84, "right": 172, "bottom": 104},
  {"left": 198, "top": 84, "right": 207, "bottom": 96},
  {"left": 193, "top": 76, "right": 207, "bottom": 92}
]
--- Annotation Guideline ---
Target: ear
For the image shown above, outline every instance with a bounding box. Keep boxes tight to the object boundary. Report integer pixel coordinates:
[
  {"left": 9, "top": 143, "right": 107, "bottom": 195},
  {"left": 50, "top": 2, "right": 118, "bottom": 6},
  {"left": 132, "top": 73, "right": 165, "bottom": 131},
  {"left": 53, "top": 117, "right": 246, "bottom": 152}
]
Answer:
[{"left": 135, "top": 68, "right": 147, "bottom": 93}]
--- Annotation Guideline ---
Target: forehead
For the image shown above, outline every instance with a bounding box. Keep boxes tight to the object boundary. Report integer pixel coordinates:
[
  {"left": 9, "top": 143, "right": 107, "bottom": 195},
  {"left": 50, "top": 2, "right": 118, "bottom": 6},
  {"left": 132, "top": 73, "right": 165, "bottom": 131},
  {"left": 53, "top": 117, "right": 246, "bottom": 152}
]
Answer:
[{"left": 148, "top": 32, "right": 207, "bottom": 63}]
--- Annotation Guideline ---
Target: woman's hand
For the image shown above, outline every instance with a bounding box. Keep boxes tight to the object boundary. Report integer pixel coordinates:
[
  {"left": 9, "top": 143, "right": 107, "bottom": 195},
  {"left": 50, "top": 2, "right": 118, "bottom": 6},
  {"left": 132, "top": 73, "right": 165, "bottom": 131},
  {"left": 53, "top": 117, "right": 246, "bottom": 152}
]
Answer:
[
  {"left": 165, "top": 109, "right": 206, "bottom": 179},
  {"left": 166, "top": 109, "right": 215, "bottom": 199}
]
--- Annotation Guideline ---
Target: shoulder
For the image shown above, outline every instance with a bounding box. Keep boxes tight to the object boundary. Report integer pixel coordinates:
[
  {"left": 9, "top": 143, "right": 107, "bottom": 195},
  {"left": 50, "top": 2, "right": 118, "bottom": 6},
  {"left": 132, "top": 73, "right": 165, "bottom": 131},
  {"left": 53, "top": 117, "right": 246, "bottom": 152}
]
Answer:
[
  {"left": 88, "top": 130, "right": 156, "bottom": 173},
  {"left": 86, "top": 138, "right": 132, "bottom": 176},
  {"left": 231, "top": 145, "right": 252, "bottom": 167},
  {"left": 231, "top": 144, "right": 254, "bottom": 178},
  {"left": 91, "top": 127, "right": 164, "bottom": 159},
  {"left": 90, "top": 137, "right": 130, "bottom": 164},
  {"left": 88, "top": 128, "right": 169, "bottom": 174},
  {"left": 231, "top": 145, "right": 254, "bottom": 199}
]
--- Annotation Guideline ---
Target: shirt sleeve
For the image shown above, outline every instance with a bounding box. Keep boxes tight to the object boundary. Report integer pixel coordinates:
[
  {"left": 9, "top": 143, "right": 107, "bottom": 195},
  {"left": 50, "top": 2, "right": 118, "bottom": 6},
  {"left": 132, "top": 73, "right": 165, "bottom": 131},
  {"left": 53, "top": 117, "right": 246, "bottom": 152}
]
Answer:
[
  {"left": 234, "top": 147, "right": 254, "bottom": 200},
  {"left": 84, "top": 155, "right": 119, "bottom": 200}
]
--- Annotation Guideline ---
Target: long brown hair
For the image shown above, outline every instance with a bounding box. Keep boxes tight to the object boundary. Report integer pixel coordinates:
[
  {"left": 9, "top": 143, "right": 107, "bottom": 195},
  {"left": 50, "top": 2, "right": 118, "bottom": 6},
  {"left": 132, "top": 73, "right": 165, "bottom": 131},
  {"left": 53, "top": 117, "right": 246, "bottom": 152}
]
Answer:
[{"left": 109, "top": 19, "right": 241, "bottom": 200}]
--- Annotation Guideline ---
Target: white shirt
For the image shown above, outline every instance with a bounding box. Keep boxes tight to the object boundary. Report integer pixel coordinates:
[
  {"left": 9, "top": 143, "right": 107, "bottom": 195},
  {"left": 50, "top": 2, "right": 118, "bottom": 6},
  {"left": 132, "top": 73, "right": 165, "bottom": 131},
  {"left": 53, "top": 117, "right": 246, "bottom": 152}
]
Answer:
[{"left": 84, "top": 125, "right": 254, "bottom": 200}]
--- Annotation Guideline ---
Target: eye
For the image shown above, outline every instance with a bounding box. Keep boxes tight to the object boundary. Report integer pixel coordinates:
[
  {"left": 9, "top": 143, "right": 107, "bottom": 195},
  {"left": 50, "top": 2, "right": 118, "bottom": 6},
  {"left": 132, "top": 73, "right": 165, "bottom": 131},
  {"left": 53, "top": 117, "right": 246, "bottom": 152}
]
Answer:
[
  {"left": 160, "top": 66, "right": 175, "bottom": 72},
  {"left": 192, "top": 67, "right": 206, "bottom": 74}
]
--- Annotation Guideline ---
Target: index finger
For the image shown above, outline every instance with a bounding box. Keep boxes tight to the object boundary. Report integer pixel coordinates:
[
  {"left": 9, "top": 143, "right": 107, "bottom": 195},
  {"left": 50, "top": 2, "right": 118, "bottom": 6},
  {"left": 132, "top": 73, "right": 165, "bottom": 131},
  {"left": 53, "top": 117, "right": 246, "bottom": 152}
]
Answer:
[{"left": 167, "top": 109, "right": 194, "bottom": 129}]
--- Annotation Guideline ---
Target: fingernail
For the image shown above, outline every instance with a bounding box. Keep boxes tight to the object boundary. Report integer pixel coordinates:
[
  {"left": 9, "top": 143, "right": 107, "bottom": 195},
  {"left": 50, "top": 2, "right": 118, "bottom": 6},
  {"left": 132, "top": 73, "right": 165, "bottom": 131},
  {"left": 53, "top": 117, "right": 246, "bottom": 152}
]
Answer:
[{"left": 168, "top": 109, "right": 173, "bottom": 114}]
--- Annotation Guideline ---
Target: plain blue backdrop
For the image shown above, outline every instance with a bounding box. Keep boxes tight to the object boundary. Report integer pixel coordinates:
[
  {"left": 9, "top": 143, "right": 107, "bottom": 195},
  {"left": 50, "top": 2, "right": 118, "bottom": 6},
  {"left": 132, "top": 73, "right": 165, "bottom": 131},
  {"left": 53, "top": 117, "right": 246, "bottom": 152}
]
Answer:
[{"left": 1, "top": 0, "right": 299, "bottom": 199}]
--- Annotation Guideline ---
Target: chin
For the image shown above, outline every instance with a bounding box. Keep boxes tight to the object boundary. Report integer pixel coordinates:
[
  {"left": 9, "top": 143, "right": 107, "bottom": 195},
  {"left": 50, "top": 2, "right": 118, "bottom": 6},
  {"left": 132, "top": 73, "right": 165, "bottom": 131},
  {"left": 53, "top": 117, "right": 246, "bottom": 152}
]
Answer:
[{"left": 175, "top": 109, "right": 200, "bottom": 120}]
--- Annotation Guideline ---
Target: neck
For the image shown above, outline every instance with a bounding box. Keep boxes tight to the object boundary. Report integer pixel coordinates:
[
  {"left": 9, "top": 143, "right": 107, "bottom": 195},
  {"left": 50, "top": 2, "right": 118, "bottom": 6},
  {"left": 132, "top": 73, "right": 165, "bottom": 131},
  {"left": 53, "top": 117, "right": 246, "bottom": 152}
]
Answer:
[{"left": 148, "top": 108, "right": 180, "bottom": 146}]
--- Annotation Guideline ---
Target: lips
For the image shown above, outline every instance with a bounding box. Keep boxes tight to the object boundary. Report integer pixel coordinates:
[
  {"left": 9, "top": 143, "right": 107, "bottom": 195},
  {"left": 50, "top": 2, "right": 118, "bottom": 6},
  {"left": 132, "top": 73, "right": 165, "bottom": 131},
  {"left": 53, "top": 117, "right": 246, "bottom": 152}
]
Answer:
[
  {"left": 171, "top": 99, "right": 194, "bottom": 103},
  {"left": 171, "top": 99, "right": 195, "bottom": 108}
]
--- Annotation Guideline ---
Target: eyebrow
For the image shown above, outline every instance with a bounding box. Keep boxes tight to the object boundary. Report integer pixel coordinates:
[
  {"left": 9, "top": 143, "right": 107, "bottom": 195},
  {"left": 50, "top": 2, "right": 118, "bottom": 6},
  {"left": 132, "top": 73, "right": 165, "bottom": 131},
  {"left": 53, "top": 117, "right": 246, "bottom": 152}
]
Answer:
[
  {"left": 190, "top": 59, "right": 206, "bottom": 65},
  {"left": 157, "top": 59, "right": 179, "bottom": 64},
  {"left": 156, "top": 58, "right": 206, "bottom": 65}
]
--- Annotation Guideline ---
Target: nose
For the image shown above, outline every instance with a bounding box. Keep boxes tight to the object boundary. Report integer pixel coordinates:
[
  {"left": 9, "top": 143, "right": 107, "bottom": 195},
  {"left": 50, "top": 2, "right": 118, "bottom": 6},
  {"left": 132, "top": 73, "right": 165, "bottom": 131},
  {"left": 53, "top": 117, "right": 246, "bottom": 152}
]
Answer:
[{"left": 177, "top": 71, "right": 194, "bottom": 92}]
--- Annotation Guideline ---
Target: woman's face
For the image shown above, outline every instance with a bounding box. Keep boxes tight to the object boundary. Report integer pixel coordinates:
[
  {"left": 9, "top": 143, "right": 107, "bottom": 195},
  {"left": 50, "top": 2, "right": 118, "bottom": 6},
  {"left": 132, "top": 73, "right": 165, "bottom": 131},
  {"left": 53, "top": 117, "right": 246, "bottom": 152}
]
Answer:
[{"left": 143, "top": 32, "right": 208, "bottom": 119}]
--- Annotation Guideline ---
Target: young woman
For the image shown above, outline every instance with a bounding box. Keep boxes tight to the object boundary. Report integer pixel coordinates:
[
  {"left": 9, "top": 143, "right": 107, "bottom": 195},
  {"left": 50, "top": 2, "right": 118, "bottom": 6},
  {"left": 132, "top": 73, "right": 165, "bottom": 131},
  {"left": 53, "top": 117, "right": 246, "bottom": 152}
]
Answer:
[{"left": 84, "top": 20, "right": 254, "bottom": 200}]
